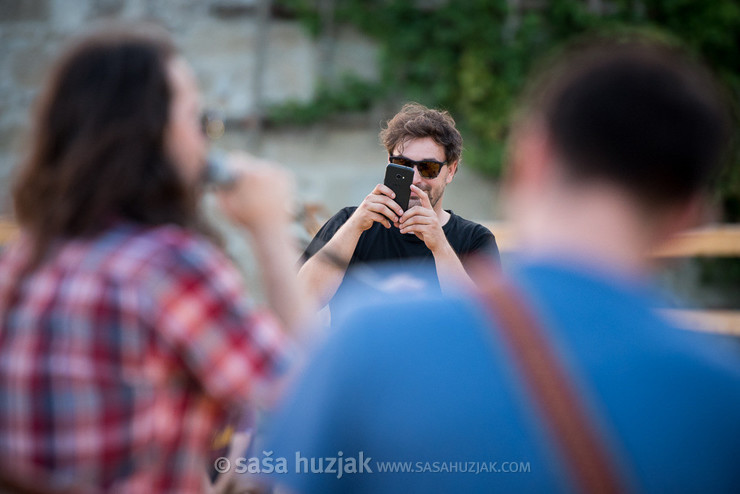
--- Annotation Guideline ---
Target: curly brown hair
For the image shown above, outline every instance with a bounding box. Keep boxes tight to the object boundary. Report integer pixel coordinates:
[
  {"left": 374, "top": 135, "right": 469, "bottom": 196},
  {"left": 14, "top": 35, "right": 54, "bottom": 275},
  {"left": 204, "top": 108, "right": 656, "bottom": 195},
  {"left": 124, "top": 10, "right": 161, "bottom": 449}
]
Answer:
[{"left": 379, "top": 103, "right": 463, "bottom": 164}]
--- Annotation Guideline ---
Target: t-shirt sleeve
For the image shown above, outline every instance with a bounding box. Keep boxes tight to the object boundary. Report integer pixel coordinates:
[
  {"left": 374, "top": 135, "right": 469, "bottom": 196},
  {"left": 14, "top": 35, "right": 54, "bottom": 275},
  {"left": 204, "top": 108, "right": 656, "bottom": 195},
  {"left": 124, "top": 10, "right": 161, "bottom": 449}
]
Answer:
[
  {"left": 466, "top": 224, "right": 501, "bottom": 265},
  {"left": 301, "top": 207, "right": 356, "bottom": 263},
  {"left": 147, "top": 235, "right": 292, "bottom": 407}
]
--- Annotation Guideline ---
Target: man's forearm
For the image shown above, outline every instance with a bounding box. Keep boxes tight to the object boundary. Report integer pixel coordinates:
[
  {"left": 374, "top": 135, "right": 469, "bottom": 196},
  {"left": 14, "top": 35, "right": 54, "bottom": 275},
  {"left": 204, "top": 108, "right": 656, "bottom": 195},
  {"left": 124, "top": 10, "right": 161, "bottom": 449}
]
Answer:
[
  {"left": 432, "top": 243, "right": 476, "bottom": 293},
  {"left": 297, "top": 219, "right": 364, "bottom": 308}
]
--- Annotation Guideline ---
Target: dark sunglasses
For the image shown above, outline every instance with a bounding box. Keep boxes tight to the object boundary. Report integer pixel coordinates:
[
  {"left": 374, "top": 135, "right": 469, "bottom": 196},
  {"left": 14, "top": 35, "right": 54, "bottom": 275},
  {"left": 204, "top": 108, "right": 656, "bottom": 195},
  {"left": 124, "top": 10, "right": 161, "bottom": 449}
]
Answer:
[{"left": 389, "top": 155, "right": 447, "bottom": 179}]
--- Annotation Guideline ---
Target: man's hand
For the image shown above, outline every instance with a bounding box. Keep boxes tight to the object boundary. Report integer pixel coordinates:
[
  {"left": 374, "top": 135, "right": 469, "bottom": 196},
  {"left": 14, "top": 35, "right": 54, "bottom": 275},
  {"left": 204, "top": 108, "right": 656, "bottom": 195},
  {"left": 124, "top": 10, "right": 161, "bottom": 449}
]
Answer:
[
  {"left": 348, "top": 184, "right": 405, "bottom": 232},
  {"left": 298, "top": 183, "right": 402, "bottom": 309},
  {"left": 399, "top": 184, "right": 447, "bottom": 252}
]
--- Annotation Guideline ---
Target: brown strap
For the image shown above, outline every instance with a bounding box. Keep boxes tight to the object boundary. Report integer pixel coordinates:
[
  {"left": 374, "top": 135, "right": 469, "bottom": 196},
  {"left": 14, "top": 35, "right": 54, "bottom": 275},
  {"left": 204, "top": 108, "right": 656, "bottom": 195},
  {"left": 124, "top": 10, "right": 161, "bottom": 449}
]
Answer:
[{"left": 477, "top": 267, "right": 627, "bottom": 494}]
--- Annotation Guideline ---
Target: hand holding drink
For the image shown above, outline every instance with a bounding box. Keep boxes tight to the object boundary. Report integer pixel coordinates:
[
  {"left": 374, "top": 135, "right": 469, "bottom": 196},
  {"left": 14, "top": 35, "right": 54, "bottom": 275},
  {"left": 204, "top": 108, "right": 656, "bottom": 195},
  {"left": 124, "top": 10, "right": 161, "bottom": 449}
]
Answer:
[{"left": 208, "top": 151, "right": 295, "bottom": 233}]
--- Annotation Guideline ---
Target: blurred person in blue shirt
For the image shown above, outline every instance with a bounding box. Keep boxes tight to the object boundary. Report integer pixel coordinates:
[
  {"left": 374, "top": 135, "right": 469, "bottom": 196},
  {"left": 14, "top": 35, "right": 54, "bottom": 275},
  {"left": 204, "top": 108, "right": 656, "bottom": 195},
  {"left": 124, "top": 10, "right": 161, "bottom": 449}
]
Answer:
[{"left": 262, "top": 36, "right": 740, "bottom": 493}]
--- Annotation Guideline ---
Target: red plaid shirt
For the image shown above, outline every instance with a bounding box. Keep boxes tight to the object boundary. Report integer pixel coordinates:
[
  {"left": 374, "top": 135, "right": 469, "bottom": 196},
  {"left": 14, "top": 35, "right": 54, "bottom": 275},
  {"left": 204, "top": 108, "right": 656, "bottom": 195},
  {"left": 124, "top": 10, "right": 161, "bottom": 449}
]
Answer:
[{"left": 0, "top": 222, "right": 291, "bottom": 493}]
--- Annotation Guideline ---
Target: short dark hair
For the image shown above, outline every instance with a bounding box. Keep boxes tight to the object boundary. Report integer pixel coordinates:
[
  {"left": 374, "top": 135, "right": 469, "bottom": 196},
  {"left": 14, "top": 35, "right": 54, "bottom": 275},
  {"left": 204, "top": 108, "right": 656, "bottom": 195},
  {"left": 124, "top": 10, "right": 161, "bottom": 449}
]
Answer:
[
  {"left": 522, "top": 37, "right": 730, "bottom": 209},
  {"left": 380, "top": 103, "right": 463, "bottom": 164},
  {"left": 13, "top": 24, "right": 202, "bottom": 267}
]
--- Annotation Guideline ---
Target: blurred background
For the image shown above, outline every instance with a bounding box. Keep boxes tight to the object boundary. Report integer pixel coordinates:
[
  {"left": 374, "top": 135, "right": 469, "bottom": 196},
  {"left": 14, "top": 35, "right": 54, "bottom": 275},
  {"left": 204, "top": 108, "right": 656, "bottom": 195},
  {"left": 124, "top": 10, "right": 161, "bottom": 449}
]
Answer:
[{"left": 1, "top": 0, "right": 739, "bottom": 307}]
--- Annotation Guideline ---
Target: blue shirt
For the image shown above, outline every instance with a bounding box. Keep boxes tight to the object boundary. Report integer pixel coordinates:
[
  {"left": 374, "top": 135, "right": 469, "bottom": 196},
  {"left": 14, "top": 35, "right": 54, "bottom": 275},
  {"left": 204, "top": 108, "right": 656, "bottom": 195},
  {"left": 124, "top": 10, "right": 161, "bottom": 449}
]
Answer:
[{"left": 264, "top": 260, "right": 740, "bottom": 493}]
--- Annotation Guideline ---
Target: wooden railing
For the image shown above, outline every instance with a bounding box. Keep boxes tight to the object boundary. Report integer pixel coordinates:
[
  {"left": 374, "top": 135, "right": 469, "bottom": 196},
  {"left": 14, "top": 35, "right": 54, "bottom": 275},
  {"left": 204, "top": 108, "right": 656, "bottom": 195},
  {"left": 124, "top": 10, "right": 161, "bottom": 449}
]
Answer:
[
  {"left": 650, "top": 225, "right": 740, "bottom": 335},
  {"left": 480, "top": 222, "right": 740, "bottom": 258},
  {"left": 0, "top": 218, "right": 17, "bottom": 246},
  {"left": 652, "top": 224, "right": 740, "bottom": 258},
  {"left": 482, "top": 221, "right": 740, "bottom": 335},
  {"left": 3, "top": 216, "right": 738, "bottom": 334}
]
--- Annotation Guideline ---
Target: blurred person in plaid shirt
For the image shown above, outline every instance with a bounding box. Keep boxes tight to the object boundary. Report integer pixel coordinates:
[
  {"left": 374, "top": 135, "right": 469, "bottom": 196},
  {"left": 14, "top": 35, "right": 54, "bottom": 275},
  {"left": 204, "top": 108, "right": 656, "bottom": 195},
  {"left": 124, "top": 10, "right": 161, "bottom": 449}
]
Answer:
[{"left": 0, "top": 24, "right": 308, "bottom": 493}]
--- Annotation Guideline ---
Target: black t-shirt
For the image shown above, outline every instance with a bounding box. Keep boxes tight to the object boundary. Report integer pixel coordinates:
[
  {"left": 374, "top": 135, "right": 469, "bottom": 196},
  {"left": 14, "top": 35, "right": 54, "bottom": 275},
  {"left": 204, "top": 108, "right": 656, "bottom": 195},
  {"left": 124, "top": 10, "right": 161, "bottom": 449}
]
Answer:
[{"left": 302, "top": 207, "right": 499, "bottom": 306}]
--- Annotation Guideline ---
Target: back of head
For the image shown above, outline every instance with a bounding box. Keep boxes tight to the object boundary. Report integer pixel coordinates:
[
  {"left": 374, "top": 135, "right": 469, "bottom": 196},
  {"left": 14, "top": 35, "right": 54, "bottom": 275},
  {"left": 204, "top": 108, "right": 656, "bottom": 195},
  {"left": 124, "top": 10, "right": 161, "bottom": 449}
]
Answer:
[
  {"left": 13, "top": 23, "right": 193, "bottom": 265},
  {"left": 522, "top": 36, "right": 730, "bottom": 210},
  {"left": 380, "top": 102, "right": 463, "bottom": 164}
]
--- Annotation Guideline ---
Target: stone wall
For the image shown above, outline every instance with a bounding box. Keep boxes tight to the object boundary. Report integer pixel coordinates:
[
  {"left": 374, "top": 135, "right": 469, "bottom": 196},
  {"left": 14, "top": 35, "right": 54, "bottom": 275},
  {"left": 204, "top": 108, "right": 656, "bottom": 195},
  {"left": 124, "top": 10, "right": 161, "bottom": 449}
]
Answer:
[
  {"left": 0, "top": 0, "right": 381, "bottom": 213},
  {"left": 0, "top": 0, "right": 503, "bottom": 302}
]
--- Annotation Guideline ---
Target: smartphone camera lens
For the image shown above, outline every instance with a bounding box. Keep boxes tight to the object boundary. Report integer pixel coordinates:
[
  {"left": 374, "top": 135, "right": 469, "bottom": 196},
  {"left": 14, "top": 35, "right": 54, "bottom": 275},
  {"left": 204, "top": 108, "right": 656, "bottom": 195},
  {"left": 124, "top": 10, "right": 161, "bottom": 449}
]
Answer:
[{"left": 396, "top": 174, "right": 402, "bottom": 180}]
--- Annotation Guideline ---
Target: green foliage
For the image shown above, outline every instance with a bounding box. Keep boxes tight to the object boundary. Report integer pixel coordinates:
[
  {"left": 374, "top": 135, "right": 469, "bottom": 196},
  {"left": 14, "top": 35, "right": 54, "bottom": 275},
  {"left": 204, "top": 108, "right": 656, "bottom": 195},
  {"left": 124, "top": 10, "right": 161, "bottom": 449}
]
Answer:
[
  {"left": 696, "top": 257, "right": 740, "bottom": 306},
  {"left": 274, "top": 0, "right": 740, "bottom": 220},
  {"left": 267, "top": 74, "right": 384, "bottom": 126}
]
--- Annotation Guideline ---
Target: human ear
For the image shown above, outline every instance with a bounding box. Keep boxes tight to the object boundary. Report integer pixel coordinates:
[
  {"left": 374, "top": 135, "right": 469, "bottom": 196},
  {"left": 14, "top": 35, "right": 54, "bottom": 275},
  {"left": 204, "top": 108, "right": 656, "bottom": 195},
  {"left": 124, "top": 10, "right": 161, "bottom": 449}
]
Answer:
[{"left": 445, "top": 160, "right": 458, "bottom": 183}]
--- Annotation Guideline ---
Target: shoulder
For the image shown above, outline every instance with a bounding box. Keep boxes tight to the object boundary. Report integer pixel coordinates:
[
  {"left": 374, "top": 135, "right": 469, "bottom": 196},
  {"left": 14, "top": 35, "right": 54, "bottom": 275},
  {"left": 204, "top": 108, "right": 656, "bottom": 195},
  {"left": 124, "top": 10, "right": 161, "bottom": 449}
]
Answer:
[
  {"left": 336, "top": 206, "right": 358, "bottom": 220},
  {"left": 324, "top": 207, "right": 357, "bottom": 226},
  {"left": 447, "top": 212, "right": 493, "bottom": 236},
  {"left": 516, "top": 261, "right": 740, "bottom": 385},
  {"left": 103, "top": 223, "right": 236, "bottom": 287},
  {"left": 330, "top": 292, "right": 489, "bottom": 366},
  {"left": 286, "top": 292, "right": 489, "bottom": 411},
  {"left": 302, "top": 207, "right": 358, "bottom": 260},
  {"left": 0, "top": 223, "right": 224, "bottom": 279},
  {"left": 120, "top": 223, "right": 220, "bottom": 264},
  {"left": 313, "top": 207, "right": 357, "bottom": 238},
  {"left": 444, "top": 212, "right": 498, "bottom": 257}
]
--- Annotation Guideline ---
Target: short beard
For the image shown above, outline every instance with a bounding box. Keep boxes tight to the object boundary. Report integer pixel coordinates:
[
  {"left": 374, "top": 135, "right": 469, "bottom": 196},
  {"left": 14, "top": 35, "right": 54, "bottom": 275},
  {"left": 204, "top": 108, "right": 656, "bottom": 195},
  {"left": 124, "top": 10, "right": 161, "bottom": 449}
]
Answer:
[{"left": 409, "top": 188, "right": 439, "bottom": 209}]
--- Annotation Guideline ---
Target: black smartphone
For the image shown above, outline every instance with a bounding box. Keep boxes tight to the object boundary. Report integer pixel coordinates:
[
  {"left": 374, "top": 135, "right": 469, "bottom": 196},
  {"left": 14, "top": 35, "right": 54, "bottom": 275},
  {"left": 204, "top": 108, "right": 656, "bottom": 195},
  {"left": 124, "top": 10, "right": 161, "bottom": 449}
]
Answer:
[{"left": 384, "top": 163, "right": 414, "bottom": 211}]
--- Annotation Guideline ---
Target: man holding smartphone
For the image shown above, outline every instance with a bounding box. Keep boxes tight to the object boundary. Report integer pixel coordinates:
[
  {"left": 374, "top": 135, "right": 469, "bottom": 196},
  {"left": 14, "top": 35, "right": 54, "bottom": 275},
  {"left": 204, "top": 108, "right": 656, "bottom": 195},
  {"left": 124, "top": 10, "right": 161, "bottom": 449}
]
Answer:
[{"left": 299, "top": 103, "right": 499, "bottom": 310}]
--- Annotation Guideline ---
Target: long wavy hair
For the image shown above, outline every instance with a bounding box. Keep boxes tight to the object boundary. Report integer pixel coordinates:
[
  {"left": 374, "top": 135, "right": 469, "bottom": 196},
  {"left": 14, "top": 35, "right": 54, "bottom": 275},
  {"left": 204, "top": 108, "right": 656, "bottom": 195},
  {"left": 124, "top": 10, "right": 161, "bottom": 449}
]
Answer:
[{"left": 13, "top": 25, "right": 204, "bottom": 268}]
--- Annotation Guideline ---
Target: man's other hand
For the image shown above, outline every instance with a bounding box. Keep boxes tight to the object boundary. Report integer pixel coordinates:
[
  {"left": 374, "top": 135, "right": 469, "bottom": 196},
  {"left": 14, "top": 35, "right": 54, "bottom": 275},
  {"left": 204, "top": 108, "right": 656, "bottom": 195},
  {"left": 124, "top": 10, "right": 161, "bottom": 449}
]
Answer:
[
  {"left": 399, "top": 184, "right": 447, "bottom": 251},
  {"left": 348, "top": 184, "right": 404, "bottom": 232}
]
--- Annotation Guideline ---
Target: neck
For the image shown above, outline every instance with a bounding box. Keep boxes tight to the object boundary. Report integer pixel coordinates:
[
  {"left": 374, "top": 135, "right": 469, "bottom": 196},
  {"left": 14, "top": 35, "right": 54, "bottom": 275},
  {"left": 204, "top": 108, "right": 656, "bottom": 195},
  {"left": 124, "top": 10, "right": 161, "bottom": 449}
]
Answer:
[
  {"left": 435, "top": 204, "right": 450, "bottom": 226},
  {"left": 432, "top": 192, "right": 450, "bottom": 225},
  {"left": 510, "top": 184, "right": 660, "bottom": 281}
]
